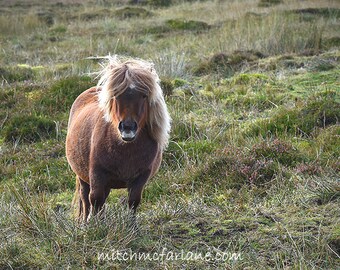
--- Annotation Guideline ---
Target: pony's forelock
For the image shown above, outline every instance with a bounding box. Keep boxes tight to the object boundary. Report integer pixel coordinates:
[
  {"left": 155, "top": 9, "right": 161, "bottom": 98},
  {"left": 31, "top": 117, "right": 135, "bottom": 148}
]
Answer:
[{"left": 97, "top": 55, "right": 171, "bottom": 150}]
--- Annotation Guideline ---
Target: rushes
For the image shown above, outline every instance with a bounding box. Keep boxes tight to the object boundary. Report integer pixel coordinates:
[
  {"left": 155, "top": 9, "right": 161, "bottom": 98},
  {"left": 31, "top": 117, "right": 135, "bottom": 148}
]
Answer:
[
  {"left": 307, "top": 176, "right": 340, "bottom": 205},
  {"left": 153, "top": 50, "right": 187, "bottom": 78}
]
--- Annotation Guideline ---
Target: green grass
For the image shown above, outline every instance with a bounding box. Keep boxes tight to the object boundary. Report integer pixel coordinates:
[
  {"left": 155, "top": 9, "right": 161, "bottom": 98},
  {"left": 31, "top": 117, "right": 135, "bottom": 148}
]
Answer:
[{"left": 0, "top": 0, "right": 339, "bottom": 269}]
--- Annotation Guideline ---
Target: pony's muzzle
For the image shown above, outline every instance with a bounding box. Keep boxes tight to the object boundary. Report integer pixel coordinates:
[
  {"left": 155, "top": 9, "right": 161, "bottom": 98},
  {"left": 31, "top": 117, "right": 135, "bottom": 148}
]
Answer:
[{"left": 118, "top": 120, "right": 137, "bottom": 141}]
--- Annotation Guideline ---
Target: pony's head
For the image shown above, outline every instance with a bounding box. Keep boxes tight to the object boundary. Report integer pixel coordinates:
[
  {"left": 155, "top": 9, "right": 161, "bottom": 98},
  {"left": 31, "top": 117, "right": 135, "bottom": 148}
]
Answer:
[{"left": 97, "top": 56, "right": 171, "bottom": 150}]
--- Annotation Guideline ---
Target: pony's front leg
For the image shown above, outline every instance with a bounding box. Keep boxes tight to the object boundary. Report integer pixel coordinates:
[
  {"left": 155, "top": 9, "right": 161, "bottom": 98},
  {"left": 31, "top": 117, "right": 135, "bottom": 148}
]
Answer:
[
  {"left": 128, "top": 170, "right": 151, "bottom": 213},
  {"left": 88, "top": 177, "right": 110, "bottom": 221}
]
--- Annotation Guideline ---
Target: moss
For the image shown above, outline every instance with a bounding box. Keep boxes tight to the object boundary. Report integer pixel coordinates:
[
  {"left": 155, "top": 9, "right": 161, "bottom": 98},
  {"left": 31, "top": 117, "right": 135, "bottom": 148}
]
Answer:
[
  {"left": 1, "top": 115, "right": 56, "bottom": 143},
  {"left": 114, "top": 7, "right": 153, "bottom": 19},
  {"left": 173, "top": 78, "right": 187, "bottom": 88},
  {"left": 160, "top": 77, "right": 174, "bottom": 96},
  {"left": 231, "top": 73, "right": 269, "bottom": 85},
  {"left": 215, "top": 74, "right": 284, "bottom": 111}
]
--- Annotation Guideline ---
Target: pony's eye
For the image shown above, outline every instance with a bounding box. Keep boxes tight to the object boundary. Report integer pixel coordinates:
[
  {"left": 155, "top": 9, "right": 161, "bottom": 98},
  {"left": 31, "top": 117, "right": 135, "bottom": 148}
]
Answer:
[{"left": 143, "top": 95, "right": 147, "bottom": 99}]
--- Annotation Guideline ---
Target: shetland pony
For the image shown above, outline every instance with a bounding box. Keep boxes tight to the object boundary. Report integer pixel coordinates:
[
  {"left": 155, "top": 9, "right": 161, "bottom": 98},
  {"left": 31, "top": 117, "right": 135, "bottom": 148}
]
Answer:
[{"left": 66, "top": 56, "right": 171, "bottom": 221}]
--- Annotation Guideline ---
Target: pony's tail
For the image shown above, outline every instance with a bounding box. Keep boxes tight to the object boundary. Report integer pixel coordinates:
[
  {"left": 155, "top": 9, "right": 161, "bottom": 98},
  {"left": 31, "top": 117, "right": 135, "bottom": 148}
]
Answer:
[{"left": 71, "top": 176, "right": 80, "bottom": 217}]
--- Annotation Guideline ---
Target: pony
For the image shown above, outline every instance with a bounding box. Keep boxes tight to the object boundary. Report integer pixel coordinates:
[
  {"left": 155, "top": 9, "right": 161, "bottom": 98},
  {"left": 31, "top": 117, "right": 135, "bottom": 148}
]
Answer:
[{"left": 65, "top": 56, "right": 171, "bottom": 221}]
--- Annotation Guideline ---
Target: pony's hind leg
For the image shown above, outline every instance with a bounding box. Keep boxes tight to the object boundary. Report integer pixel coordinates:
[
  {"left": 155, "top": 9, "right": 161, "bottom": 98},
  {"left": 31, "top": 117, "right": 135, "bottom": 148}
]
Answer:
[{"left": 78, "top": 177, "right": 90, "bottom": 222}]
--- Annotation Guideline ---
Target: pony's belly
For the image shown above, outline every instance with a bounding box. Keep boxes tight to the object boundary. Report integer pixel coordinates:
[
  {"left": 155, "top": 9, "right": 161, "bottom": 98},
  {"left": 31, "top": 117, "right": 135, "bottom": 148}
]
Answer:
[
  {"left": 108, "top": 179, "right": 128, "bottom": 189},
  {"left": 103, "top": 150, "right": 158, "bottom": 185},
  {"left": 66, "top": 138, "right": 91, "bottom": 183}
]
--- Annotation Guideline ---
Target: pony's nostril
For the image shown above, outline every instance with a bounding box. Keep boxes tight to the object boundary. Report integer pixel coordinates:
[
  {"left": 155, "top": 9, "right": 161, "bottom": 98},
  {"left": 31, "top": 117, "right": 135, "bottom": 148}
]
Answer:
[
  {"left": 118, "top": 121, "right": 124, "bottom": 132},
  {"left": 131, "top": 121, "right": 137, "bottom": 131},
  {"left": 121, "top": 120, "right": 137, "bottom": 132}
]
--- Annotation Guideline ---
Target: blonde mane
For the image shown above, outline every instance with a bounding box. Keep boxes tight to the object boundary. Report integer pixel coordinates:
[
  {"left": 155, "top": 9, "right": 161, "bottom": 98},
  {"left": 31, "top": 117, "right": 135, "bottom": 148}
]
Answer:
[{"left": 97, "top": 55, "right": 171, "bottom": 151}]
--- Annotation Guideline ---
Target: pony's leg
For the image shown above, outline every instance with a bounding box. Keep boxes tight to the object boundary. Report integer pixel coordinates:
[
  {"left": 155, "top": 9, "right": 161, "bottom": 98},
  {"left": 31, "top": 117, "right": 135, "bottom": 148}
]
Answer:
[
  {"left": 73, "top": 176, "right": 82, "bottom": 221},
  {"left": 128, "top": 170, "right": 151, "bottom": 213},
  {"left": 78, "top": 193, "right": 83, "bottom": 220},
  {"left": 88, "top": 183, "right": 110, "bottom": 220},
  {"left": 79, "top": 177, "right": 90, "bottom": 222}
]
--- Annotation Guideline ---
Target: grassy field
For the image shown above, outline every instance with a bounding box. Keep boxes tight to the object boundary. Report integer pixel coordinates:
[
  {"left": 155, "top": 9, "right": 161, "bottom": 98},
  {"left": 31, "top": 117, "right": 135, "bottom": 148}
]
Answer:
[{"left": 0, "top": 0, "right": 339, "bottom": 269}]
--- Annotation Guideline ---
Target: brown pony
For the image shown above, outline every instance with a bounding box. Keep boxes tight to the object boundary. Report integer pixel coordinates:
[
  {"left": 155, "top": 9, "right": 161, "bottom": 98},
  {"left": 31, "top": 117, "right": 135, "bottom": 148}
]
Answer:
[{"left": 66, "top": 56, "right": 171, "bottom": 221}]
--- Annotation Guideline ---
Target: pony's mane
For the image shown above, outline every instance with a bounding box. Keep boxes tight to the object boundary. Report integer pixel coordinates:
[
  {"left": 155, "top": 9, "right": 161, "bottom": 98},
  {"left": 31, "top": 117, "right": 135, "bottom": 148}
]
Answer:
[{"left": 97, "top": 55, "right": 171, "bottom": 151}]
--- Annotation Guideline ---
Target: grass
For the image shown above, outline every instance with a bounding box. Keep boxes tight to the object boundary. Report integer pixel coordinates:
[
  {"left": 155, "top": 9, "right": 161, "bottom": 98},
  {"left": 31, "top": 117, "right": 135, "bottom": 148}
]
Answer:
[{"left": 0, "top": 0, "right": 339, "bottom": 269}]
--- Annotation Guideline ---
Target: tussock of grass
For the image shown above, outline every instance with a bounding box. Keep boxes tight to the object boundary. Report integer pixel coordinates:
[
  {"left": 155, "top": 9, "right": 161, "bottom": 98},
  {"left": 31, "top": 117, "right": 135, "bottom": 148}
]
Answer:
[
  {"left": 290, "top": 8, "right": 340, "bottom": 20},
  {"left": 0, "top": 187, "right": 137, "bottom": 269},
  {"left": 192, "top": 139, "right": 303, "bottom": 190},
  {"left": 166, "top": 19, "right": 210, "bottom": 31},
  {"left": 0, "top": 66, "right": 35, "bottom": 83},
  {"left": 1, "top": 115, "right": 56, "bottom": 143},
  {"left": 114, "top": 6, "right": 153, "bottom": 19},
  {"left": 307, "top": 176, "right": 340, "bottom": 205},
  {"left": 193, "top": 50, "right": 266, "bottom": 76},
  {"left": 246, "top": 93, "right": 339, "bottom": 137},
  {"left": 39, "top": 75, "right": 93, "bottom": 113},
  {"left": 258, "top": 0, "right": 282, "bottom": 8}
]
